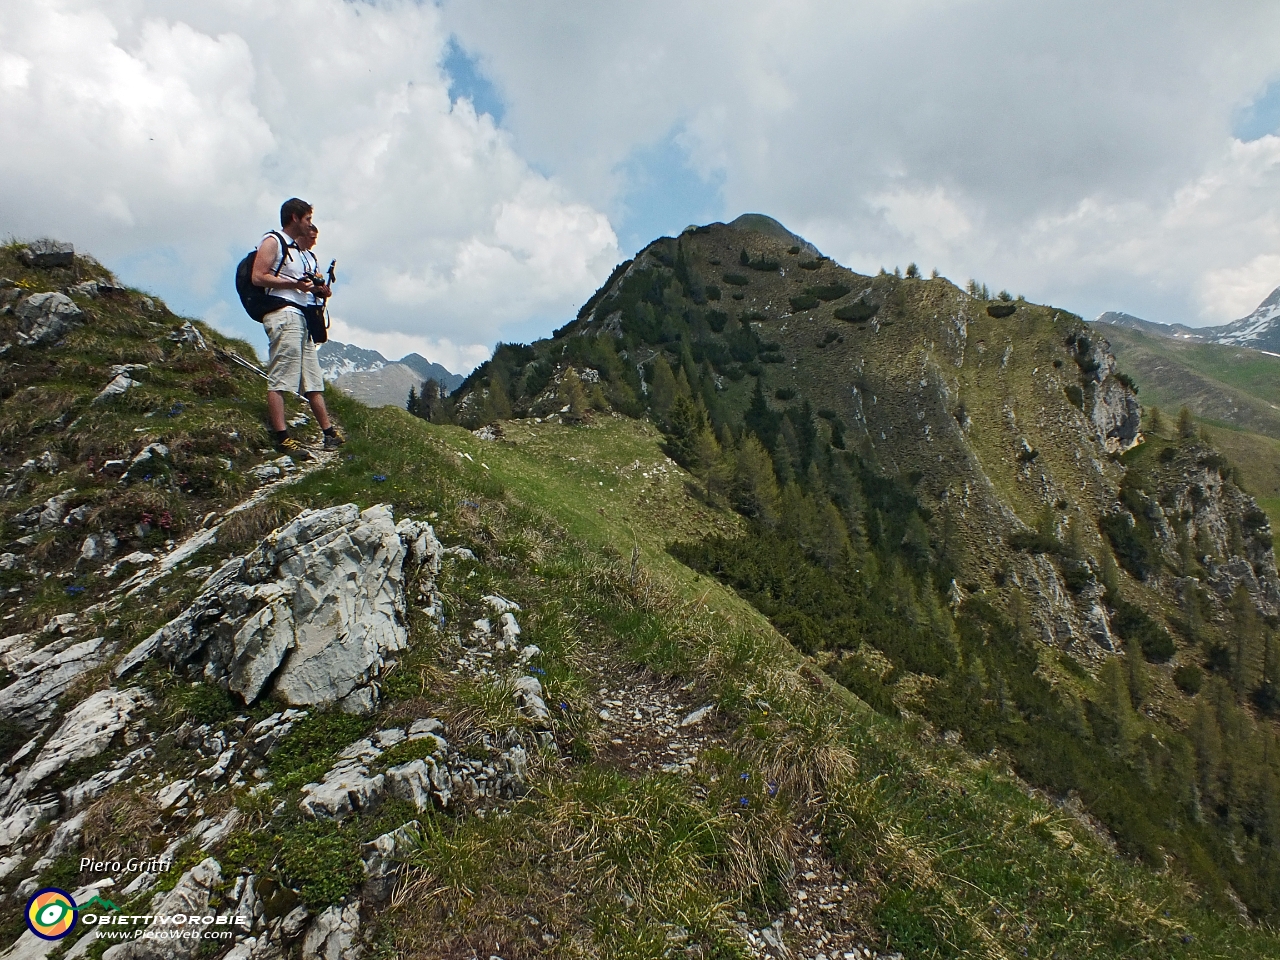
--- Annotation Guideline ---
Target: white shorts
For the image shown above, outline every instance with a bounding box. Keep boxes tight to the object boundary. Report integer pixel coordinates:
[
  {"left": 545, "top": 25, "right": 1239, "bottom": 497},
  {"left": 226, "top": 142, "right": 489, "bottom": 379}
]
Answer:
[{"left": 263, "top": 307, "right": 325, "bottom": 395}]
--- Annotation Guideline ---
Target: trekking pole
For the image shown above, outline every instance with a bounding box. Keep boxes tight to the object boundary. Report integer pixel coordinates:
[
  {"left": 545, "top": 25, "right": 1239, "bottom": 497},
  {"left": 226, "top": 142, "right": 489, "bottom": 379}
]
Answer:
[{"left": 214, "top": 346, "right": 310, "bottom": 403}]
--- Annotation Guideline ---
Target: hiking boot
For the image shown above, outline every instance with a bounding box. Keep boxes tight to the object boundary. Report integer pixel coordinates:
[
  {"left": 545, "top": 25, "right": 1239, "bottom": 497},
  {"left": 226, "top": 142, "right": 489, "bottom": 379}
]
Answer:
[
  {"left": 322, "top": 426, "right": 347, "bottom": 449},
  {"left": 276, "top": 436, "right": 312, "bottom": 461}
]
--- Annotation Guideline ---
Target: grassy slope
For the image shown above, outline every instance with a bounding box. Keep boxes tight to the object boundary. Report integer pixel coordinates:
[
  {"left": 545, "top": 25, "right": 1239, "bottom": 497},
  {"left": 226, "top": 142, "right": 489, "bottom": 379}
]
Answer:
[
  {"left": 0, "top": 248, "right": 1275, "bottom": 956},
  {"left": 323, "top": 401, "right": 1280, "bottom": 959},
  {"left": 1097, "top": 322, "right": 1280, "bottom": 526}
]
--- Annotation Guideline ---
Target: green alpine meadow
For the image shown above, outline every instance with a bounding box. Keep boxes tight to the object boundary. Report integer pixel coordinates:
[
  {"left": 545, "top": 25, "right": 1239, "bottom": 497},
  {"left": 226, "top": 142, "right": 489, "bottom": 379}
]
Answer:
[{"left": 0, "top": 217, "right": 1278, "bottom": 960}]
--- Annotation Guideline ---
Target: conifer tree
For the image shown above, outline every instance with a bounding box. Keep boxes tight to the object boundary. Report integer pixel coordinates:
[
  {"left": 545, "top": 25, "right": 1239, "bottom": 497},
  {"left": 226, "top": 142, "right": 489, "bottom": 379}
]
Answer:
[
  {"left": 692, "top": 425, "right": 730, "bottom": 502},
  {"left": 1178, "top": 406, "right": 1196, "bottom": 439},
  {"left": 1100, "top": 656, "right": 1138, "bottom": 755},
  {"left": 733, "top": 434, "right": 781, "bottom": 526},
  {"left": 664, "top": 395, "right": 706, "bottom": 467},
  {"left": 1230, "top": 586, "right": 1262, "bottom": 702},
  {"left": 482, "top": 369, "right": 513, "bottom": 423},
  {"left": 649, "top": 355, "right": 678, "bottom": 422},
  {"left": 406, "top": 385, "right": 419, "bottom": 416},
  {"left": 1126, "top": 647, "right": 1150, "bottom": 708},
  {"left": 1148, "top": 406, "right": 1162, "bottom": 435},
  {"left": 559, "top": 368, "right": 589, "bottom": 423},
  {"left": 813, "top": 500, "right": 853, "bottom": 570}
]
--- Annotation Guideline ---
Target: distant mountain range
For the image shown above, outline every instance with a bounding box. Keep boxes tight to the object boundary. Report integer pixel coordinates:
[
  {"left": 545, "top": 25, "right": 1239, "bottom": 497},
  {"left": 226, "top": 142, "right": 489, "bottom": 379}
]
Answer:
[
  {"left": 1096, "top": 284, "right": 1280, "bottom": 353},
  {"left": 317, "top": 340, "right": 464, "bottom": 407}
]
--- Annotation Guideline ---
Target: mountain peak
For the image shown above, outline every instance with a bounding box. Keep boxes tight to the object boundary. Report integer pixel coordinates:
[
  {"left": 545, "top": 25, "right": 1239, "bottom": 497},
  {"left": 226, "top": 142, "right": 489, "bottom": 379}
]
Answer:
[{"left": 725, "top": 213, "right": 821, "bottom": 257}]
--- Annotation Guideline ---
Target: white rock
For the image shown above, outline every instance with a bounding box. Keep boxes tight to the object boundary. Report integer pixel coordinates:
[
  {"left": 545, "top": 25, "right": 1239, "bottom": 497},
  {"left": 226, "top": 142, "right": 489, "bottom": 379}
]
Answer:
[
  {"left": 0, "top": 636, "right": 113, "bottom": 724},
  {"left": 300, "top": 759, "right": 385, "bottom": 820},
  {"left": 0, "top": 798, "right": 58, "bottom": 849},
  {"left": 20, "top": 240, "right": 74, "bottom": 268},
  {"left": 14, "top": 292, "right": 82, "bottom": 347},
  {"left": 512, "top": 675, "right": 550, "bottom": 724},
  {"left": 62, "top": 765, "right": 130, "bottom": 809},
  {"left": 482, "top": 594, "right": 521, "bottom": 614},
  {"left": 101, "top": 858, "right": 222, "bottom": 959},
  {"left": 117, "top": 504, "right": 442, "bottom": 715},
  {"left": 301, "top": 901, "right": 361, "bottom": 960},
  {"left": 155, "top": 779, "right": 191, "bottom": 810},
  {"left": 680, "top": 704, "right": 715, "bottom": 727},
  {"left": 362, "top": 820, "right": 420, "bottom": 901},
  {"left": 93, "top": 373, "right": 135, "bottom": 404},
  {"left": 499, "top": 612, "right": 521, "bottom": 644},
  {"left": 3, "top": 687, "right": 148, "bottom": 815},
  {"left": 407, "top": 718, "right": 443, "bottom": 738},
  {"left": 79, "top": 535, "right": 102, "bottom": 563}
]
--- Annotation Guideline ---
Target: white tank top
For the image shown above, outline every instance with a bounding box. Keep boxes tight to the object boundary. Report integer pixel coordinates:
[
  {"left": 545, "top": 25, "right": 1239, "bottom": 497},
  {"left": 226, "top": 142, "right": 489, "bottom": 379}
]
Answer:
[{"left": 258, "top": 232, "right": 319, "bottom": 307}]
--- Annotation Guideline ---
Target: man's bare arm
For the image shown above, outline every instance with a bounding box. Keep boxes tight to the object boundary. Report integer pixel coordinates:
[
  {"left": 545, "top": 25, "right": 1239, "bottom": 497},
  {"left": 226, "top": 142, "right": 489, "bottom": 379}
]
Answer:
[{"left": 250, "top": 235, "right": 306, "bottom": 291}]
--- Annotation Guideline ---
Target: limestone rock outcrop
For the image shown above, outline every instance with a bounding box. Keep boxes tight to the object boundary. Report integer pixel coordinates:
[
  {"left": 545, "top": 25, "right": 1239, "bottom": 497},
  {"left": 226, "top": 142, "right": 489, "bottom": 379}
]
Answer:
[
  {"left": 19, "top": 240, "right": 74, "bottom": 269},
  {"left": 101, "top": 858, "right": 223, "bottom": 960},
  {"left": 14, "top": 291, "right": 82, "bottom": 346},
  {"left": 116, "top": 504, "right": 442, "bottom": 713}
]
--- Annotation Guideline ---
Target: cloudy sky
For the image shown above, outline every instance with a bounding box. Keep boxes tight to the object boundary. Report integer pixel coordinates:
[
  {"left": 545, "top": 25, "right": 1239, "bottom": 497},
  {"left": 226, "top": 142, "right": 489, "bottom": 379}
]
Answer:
[{"left": 3, "top": 1, "right": 1280, "bottom": 372}]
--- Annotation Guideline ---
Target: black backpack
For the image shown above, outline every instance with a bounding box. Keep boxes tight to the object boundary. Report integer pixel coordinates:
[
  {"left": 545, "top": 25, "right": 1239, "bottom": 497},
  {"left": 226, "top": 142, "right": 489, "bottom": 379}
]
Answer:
[{"left": 235, "top": 231, "right": 295, "bottom": 322}]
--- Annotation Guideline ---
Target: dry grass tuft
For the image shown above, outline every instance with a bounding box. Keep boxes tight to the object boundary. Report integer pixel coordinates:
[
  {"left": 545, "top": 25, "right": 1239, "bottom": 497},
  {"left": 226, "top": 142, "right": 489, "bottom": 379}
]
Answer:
[{"left": 217, "top": 496, "right": 304, "bottom": 553}]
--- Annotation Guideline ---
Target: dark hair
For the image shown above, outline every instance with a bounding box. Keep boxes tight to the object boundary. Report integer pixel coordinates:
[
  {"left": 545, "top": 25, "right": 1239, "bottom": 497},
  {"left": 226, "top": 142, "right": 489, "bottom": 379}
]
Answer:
[{"left": 280, "top": 198, "right": 313, "bottom": 228}]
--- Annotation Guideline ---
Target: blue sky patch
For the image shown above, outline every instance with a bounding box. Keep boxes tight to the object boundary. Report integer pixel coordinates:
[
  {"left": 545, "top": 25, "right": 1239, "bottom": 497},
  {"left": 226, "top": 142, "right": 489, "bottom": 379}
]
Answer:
[
  {"left": 1234, "top": 79, "right": 1280, "bottom": 141},
  {"left": 615, "top": 130, "right": 725, "bottom": 256},
  {"left": 443, "top": 38, "right": 504, "bottom": 124}
]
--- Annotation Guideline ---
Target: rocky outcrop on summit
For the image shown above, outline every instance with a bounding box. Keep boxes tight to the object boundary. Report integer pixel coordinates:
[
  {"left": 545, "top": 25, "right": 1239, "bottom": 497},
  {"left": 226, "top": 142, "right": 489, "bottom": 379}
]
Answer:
[
  {"left": 116, "top": 503, "right": 442, "bottom": 713},
  {"left": 14, "top": 291, "right": 83, "bottom": 347}
]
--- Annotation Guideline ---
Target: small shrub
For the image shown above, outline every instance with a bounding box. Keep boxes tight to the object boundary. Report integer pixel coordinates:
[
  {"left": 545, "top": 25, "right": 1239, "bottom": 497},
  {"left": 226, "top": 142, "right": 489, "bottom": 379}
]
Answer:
[
  {"left": 1060, "top": 559, "right": 1094, "bottom": 593},
  {"left": 798, "top": 259, "right": 822, "bottom": 271},
  {"left": 1173, "top": 663, "right": 1203, "bottom": 695},
  {"left": 775, "top": 387, "right": 797, "bottom": 401},
  {"left": 789, "top": 294, "right": 820, "bottom": 312},
  {"left": 748, "top": 257, "right": 781, "bottom": 272},
  {"left": 998, "top": 290, "right": 1013, "bottom": 301},
  {"left": 807, "top": 284, "right": 850, "bottom": 302},
  {"left": 1113, "top": 598, "right": 1176, "bottom": 662},
  {"left": 722, "top": 273, "right": 749, "bottom": 287},
  {"left": 1064, "top": 384, "right": 1084, "bottom": 410},
  {"left": 706, "top": 284, "right": 721, "bottom": 301},
  {"left": 1099, "top": 512, "right": 1153, "bottom": 580},
  {"left": 904, "top": 263, "right": 920, "bottom": 279},
  {"left": 706, "top": 310, "right": 728, "bottom": 333},
  {"left": 1009, "top": 529, "right": 1060, "bottom": 554},
  {"left": 1116, "top": 372, "right": 1138, "bottom": 393},
  {"left": 165, "top": 682, "right": 238, "bottom": 725},
  {"left": 732, "top": 293, "right": 745, "bottom": 301},
  {"left": 834, "top": 302, "right": 878, "bottom": 323},
  {"left": 788, "top": 245, "right": 800, "bottom": 254},
  {"left": 987, "top": 303, "right": 1017, "bottom": 318}
]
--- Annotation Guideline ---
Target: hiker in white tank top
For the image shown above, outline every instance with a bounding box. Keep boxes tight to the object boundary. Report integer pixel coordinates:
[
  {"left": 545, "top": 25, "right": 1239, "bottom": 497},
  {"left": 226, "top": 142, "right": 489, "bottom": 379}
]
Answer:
[
  {"left": 248, "top": 197, "right": 345, "bottom": 458},
  {"left": 257, "top": 232, "right": 320, "bottom": 309}
]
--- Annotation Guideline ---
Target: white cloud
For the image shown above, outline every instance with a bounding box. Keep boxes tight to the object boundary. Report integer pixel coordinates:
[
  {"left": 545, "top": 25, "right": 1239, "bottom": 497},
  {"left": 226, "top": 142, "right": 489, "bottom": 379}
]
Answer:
[
  {"left": 0, "top": 0, "right": 620, "bottom": 373},
  {"left": 1203, "top": 254, "right": 1280, "bottom": 320},
  {"left": 442, "top": 0, "right": 1280, "bottom": 326},
  {"left": 5, "top": 0, "right": 1280, "bottom": 360}
]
